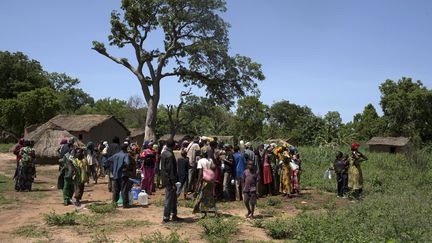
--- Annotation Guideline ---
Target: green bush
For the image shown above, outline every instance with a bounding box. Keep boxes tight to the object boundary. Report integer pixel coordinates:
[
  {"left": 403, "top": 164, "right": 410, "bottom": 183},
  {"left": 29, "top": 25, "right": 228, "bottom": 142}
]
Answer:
[
  {"left": 198, "top": 217, "right": 239, "bottom": 242},
  {"left": 263, "top": 218, "right": 293, "bottom": 239},
  {"left": 0, "top": 143, "right": 14, "bottom": 153},
  {"left": 14, "top": 224, "right": 51, "bottom": 238},
  {"left": 89, "top": 230, "right": 114, "bottom": 243},
  {"left": 88, "top": 203, "right": 117, "bottom": 214},
  {"left": 266, "top": 197, "right": 283, "bottom": 208},
  {"left": 137, "top": 231, "right": 188, "bottom": 243},
  {"left": 43, "top": 211, "right": 77, "bottom": 226}
]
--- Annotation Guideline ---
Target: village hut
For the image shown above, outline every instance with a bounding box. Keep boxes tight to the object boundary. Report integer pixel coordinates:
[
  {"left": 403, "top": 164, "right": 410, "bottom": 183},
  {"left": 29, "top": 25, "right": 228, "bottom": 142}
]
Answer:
[
  {"left": 25, "top": 122, "right": 84, "bottom": 164},
  {"left": 266, "top": 138, "right": 295, "bottom": 146},
  {"left": 47, "top": 114, "right": 130, "bottom": 144},
  {"left": 366, "top": 137, "right": 410, "bottom": 153},
  {"left": 129, "top": 128, "right": 145, "bottom": 147}
]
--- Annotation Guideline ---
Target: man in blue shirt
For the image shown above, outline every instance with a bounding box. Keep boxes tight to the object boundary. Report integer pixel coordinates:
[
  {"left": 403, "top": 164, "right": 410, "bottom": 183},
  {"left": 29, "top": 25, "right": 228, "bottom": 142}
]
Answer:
[
  {"left": 108, "top": 144, "right": 130, "bottom": 208},
  {"left": 233, "top": 145, "right": 246, "bottom": 201}
]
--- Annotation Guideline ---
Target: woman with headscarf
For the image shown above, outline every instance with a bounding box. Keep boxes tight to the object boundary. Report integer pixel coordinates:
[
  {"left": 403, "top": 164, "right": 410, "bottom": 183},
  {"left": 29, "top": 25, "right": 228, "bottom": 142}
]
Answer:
[
  {"left": 348, "top": 143, "right": 368, "bottom": 200},
  {"left": 193, "top": 148, "right": 218, "bottom": 217},
  {"left": 278, "top": 148, "right": 291, "bottom": 196},
  {"left": 140, "top": 141, "right": 157, "bottom": 195},
  {"left": 15, "top": 140, "right": 36, "bottom": 191}
]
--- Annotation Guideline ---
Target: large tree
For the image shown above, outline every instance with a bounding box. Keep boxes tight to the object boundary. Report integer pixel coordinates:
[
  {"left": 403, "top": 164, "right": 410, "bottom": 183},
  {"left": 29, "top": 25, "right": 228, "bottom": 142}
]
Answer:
[
  {"left": 233, "top": 96, "right": 267, "bottom": 140},
  {"left": 380, "top": 77, "right": 432, "bottom": 142},
  {"left": 92, "top": 0, "right": 264, "bottom": 141},
  {"left": 353, "top": 104, "right": 383, "bottom": 140}
]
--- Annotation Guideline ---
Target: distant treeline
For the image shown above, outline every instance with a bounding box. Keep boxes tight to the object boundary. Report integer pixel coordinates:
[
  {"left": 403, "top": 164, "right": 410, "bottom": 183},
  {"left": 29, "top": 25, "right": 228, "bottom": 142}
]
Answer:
[{"left": 1, "top": 51, "right": 431, "bottom": 145}]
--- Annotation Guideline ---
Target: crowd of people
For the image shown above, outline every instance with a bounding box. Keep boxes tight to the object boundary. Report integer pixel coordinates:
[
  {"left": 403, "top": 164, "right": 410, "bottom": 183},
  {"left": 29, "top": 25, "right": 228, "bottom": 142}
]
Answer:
[{"left": 11, "top": 135, "right": 368, "bottom": 223}]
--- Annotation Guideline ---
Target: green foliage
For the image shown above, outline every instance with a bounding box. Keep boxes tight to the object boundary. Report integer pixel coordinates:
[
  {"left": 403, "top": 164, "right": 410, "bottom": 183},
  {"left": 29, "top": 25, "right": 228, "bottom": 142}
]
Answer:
[
  {"left": 136, "top": 231, "right": 188, "bottom": 243},
  {"left": 198, "top": 217, "right": 239, "bottom": 242},
  {"left": 88, "top": 203, "right": 117, "bottom": 214},
  {"left": 266, "top": 197, "right": 283, "bottom": 209},
  {"left": 0, "top": 143, "right": 13, "bottom": 153},
  {"left": 89, "top": 230, "right": 114, "bottom": 243},
  {"left": 263, "top": 218, "right": 293, "bottom": 239},
  {"left": 0, "top": 174, "right": 15, "bottom": 205},
  {"left": 353, "top": 104, "right": 384, "bottom": 140},
  {"left": 380, "top": 77, "right": 432, "bottom": 142},
  {"left": 284, "top": 146, "right": 432, "bottom": 242},
  {"left": 14, "top": 224, "right": 52, "bottom": 239},
  {"left": 43, "top": 211, "right": 77, "bottom": 226},
  {"left": 0, "top": 51, "right": 50, "bottom": 99},
  {"left": 233, "top": 96, "right": 267, "bottom": 140}
]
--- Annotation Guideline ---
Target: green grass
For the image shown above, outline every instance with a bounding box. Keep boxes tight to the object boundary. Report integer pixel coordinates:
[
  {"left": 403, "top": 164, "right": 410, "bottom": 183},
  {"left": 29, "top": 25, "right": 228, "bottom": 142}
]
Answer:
[
  {"left": 134, "top": 231, "right": 188, "bottom": 243},
  {"left": 0, "top": 174, "right": 14, "bottom": 205},
  {"left": 265, "top": 197, "right": 283, "bottom": 209},
  {"left": 43, "top": 211, "right": 77, "bottom": 226},
  {"left": 13, "top": 224, "right": 52, "bottom": 239},
  {"left": 277, "top": 146, "right": 432, "bottom": 242},
  {"left": 198, "top": 216, "right": 239, "bottom": 243},
  {"left": 0, "top": 143, "right": 14, "bottom": 153},
  {"left": 88, "top": 202, "right": 117, "bottom": 214}
]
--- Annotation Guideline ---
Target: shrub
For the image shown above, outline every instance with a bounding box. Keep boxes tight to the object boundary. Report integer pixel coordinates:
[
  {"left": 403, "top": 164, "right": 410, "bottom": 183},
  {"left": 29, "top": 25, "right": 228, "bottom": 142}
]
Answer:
[
  {"left": 137, "top": 231, "right": 188, "bottom": 243},
  {"left": 266, "top": 197, "right": 282, "bottom": 208},
  {"left": 88, "top": 203, "right": 117, "bottom": 214},
  {"left": 198, "top": 217, "right": 239, "bottom": 242},
  {"left": 264, "top": 218, "right": 293, "bottom": 239},
  {"left": 14, "top": 224, "right": 51, "bottom": 238},
  {"left": 43, "top": 211, "right": 77, "bottom": 226},
  {"left": 89, "top": 230, "right": 114, "bottom": 243}
]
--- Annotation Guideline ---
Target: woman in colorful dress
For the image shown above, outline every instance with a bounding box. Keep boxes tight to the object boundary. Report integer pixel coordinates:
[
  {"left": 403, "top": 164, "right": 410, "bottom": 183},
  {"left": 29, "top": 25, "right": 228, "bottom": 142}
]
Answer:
[
  {"left": 290, "top": 154, "right": 301, "bottom": 194},
  {"left": 262, "top": 146, "right": 273, "bottom": 196},
  {"left": 193, "top": 149, "right": 218, "bottom": 218},
  {"left": 140, "top": 142, "right": 157, "bottom": 195},
  {"left": 348, "top": 143, "right": 368, "bottom": 200},
  {"left": 15, "top": 140, "right": 36, "bottom": 191},
  {"left": 279, "top": 153, "right": 291, "bottom": 196}
]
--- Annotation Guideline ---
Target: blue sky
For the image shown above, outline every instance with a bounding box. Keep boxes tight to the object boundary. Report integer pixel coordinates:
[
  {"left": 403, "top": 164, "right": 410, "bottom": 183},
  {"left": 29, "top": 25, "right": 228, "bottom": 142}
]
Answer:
[{"left": 1, "top": 0, "right": 431, "bottom": 122}]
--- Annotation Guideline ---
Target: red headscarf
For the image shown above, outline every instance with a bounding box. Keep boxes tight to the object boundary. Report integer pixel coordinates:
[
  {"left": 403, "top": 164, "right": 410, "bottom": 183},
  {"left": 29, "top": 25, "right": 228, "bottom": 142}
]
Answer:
[{"left": 351, "top": 143, "right": 360, "bottom": 150}]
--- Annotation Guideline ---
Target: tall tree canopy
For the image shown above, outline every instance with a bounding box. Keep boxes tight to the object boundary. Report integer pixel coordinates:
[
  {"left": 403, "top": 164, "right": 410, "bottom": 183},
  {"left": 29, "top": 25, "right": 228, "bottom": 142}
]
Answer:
[
  {"left": 233, "top": 96, "right": 267, "bottom": 140},
  {"left": 0, "top": 51, "right": 50, "bottom": 99},
  {"left": 92, "top": 0, "right": 265, "bottom": 141},
  {"left": 353, "top": 104, "right": 383, "bottom": 140},
  {"left": 380, "top": 77, "right": 432, "bottom": 142}
]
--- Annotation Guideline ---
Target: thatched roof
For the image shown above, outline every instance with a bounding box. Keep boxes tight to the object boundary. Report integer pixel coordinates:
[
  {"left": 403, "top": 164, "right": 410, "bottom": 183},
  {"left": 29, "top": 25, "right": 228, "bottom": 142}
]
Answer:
[
  {"left": 367, "top": 137, "right": 410, "bottom": 147},
  {"left": 266, "top": 138, "right": 293, "bottom": 146},
  {"left": 129, "top": 128, "right": 145, "bottom": 137},
  {"left": 25, "top": 122, "right": 84, "bottom": 160},
  {"left": 49, "top": 114, "right": 129, "bottom": 133}
]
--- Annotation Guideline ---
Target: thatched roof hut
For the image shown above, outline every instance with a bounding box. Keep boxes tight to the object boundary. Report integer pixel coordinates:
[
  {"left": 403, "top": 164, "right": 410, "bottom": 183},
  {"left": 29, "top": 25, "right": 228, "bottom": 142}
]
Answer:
[
  {"left": 47, "top": 114, "right": 130, "bottom": 144},
  {"left": 366, "top": 137, "right": 410, "bottom": 153},
  {"left": 25, "top": 122, "right": 84, "bottom": 164}
]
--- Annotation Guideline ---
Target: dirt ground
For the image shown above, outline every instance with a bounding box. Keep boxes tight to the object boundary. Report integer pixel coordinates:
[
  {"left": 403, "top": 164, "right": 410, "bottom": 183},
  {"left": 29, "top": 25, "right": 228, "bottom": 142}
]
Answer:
[{"left": 0, "top": 153, "right": 345, "bottom": 243}]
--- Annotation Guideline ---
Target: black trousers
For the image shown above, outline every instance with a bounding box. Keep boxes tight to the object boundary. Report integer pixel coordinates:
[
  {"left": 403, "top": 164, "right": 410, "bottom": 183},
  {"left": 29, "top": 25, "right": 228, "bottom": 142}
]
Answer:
[
  {"left": 336, "top": 172, "right": 348, "bottom": 196},
  {"left": 163, "top": 186, "right": 178, "bottom": 220},
  {"left": 112, "top": 177, "right": 132, "bottom": 206}
]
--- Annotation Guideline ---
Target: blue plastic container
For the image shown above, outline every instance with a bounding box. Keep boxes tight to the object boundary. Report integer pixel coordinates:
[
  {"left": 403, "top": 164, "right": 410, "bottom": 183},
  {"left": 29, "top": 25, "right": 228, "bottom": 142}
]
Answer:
[{"left": 131, "top": 188, "right": 141, "bottom": 200}]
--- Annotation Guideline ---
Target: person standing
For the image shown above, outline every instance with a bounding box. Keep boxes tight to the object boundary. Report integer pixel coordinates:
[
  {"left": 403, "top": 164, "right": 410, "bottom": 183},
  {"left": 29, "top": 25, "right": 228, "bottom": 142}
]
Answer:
[
  {"left": 63, "top": 153, "right": 76, "bottom": 206},
  {"left": 15, "top": 140, "right": 36, "bottom": 191},
  {"left": 334, "top": 151, "right": 348, "bottom": 198},
  {"left": 86, "top": 141, "right": 98, "bottom": 184},
  {"left": 233, "top": 146, "right": 246, "bottom": 201},
  {"left": 73, "top": 148, "right": 88, "bottom": 207},
  {"left": 160, "top": 139, "right": 182, "bottom": 223},
  {"left": 177, "top": 149, "right": 190, "bottom": 199},
  {"left": 193, "top": 148, "right": 218, "bottom": 217},
  {"left": 107, "top": 136, "right": 121, "bottom": 192},
  {"left": 262, "top": 146, "right": 273, "bottom": 196},
  {"left": 140, "top": 142, "right": 157, "bottom": 195},
  {"left": 108, "top": 144, "right": 130, "bottom": 208},
  {"left": 348, "top": 143, "right": 368, "bottom": 200},
  {"left": 186, "top": 137, "right": 200, "bottom": 193},
  {"left": 243, "top": 161, "right": 258, "bottom": 219}
]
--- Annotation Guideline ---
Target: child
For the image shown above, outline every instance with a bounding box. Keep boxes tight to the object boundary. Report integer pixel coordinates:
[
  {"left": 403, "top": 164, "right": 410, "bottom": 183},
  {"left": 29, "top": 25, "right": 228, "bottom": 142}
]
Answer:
[
  {"left": 177, "top": 149, "right": 189, "bottom": 199},
  {"left": 334, "top": 151, "right": 348, "bottom": 198},
  {"left": 243, "top": 160, "right": 258, "bottom": 219},
  {"left": 73, "top": 148, "right": 88, "bottom": 207},
  {"left": 63, "top": 154, "right": 76, "bottom": 206}
]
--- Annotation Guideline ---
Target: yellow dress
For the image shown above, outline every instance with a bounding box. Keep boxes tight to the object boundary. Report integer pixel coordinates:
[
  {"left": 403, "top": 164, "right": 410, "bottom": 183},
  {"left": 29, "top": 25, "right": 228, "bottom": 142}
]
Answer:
[
  {"left": 348, "top": 157, "right": 364, "bottom": 190},
  {"left": 279, "top": 161, "right": 291, "bottom": 194}
]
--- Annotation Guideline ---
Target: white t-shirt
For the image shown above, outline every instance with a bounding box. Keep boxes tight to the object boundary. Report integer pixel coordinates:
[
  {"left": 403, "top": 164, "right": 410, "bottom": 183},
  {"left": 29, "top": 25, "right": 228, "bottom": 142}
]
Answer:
[{"left": 197, "top": 158, "right": 212, "bottom": 170}]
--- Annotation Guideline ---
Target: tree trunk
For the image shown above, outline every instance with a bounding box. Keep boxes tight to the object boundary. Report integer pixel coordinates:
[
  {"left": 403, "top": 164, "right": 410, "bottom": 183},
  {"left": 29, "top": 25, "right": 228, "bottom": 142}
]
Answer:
[{"left": 144, "top": 97, "right": 157, "bottom": 142}]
